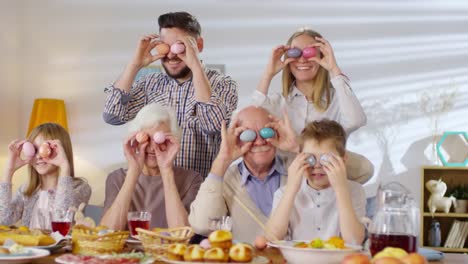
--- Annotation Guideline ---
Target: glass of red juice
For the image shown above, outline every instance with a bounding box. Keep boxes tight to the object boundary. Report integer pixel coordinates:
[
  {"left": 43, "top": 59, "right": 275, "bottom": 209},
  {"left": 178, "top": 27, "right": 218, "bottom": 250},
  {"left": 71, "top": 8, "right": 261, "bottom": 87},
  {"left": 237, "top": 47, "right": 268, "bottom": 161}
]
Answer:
[
  {"left": 128, "top": 211, "right": 151, "bottom": 236},
  {"left": 369, "top": 233, "right": 418, "bottom": 256},
  {"left": 51, "top": 209, "right": 74, "bottom": 236}
]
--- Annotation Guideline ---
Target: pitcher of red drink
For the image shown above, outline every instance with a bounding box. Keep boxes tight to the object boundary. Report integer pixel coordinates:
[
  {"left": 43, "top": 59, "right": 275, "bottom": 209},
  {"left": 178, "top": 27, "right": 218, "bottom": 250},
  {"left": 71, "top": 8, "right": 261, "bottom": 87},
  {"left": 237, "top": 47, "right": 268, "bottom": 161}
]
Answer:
[{"left": 369, "top": 182, "right": 419, "bottom": 256}]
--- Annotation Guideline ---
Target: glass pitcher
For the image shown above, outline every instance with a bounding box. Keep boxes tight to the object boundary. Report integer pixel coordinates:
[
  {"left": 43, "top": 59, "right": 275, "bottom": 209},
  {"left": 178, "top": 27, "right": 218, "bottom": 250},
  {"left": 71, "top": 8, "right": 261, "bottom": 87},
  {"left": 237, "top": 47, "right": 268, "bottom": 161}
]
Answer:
[{"left": 368, "top": 182, "right": 419, "bottom": 256}]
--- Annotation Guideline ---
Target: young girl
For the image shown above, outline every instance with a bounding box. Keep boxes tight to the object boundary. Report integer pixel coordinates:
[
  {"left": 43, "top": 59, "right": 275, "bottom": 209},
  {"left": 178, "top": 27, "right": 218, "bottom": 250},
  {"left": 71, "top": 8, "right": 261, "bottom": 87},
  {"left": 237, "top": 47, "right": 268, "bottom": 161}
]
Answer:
[{"left": 0, "top": 123, "right": 91, "bottom": 228}]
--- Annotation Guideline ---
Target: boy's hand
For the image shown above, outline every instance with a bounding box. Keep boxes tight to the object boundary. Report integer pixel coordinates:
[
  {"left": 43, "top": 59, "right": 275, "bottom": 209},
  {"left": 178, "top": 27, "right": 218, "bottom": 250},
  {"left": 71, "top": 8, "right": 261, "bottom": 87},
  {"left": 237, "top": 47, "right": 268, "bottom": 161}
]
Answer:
[
  {"left": 286, "top": 152, "right": 310, "bottom": 193},
  {"left": 322, "top": 153, "right": 347, "bottom": 190}
]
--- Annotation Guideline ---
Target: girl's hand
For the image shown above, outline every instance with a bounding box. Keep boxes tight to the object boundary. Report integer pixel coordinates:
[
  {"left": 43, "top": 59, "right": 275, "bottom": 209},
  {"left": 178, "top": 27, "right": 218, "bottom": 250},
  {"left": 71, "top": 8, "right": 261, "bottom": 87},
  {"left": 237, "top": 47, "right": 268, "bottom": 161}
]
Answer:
[
  {"left": 5, "top": 140, "right": 30, "bottom": 176},
  {"left": 307, "top": 37, "right": 342, "bottom": 77},
  {"left": 45, "top": 140, "right": 71, "bottom": 176}
]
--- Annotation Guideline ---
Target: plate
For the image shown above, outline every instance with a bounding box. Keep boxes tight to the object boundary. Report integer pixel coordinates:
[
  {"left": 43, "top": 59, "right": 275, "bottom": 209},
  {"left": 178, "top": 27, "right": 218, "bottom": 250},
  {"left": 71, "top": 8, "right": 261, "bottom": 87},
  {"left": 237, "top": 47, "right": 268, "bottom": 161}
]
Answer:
[
  {"left": 126, "top": 237, "right": 142, "bottom": 244},
  {"left": 0, "top": 248, "right": 49, "bottom": 264},
  {"left": 31, "top": 234, "right": 71, "bottom": 252},
  {"left": 268, "top": 240, "right": 362, "bottom": 264},
  {"left": 160, "top": 255, "right": 270, "bottom": 264}
]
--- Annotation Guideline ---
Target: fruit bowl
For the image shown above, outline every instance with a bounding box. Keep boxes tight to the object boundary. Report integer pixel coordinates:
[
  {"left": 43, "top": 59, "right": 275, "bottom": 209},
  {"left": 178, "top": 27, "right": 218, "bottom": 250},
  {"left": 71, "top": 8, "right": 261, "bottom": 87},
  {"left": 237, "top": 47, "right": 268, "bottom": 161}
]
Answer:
[{"left": 267, "top": 240, "right": 363, "bottom": 264}]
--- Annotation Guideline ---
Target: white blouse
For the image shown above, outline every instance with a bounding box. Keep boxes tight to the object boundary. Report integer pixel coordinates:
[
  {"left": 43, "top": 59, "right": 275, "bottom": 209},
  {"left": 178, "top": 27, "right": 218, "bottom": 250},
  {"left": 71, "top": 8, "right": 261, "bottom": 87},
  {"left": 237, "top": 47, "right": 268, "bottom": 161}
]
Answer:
[
  {"left": 251, "top": 75, "right": 366, "bottom": 137},
  {"left": 29, "top": 190, "right": 51, "bottom": 229}
]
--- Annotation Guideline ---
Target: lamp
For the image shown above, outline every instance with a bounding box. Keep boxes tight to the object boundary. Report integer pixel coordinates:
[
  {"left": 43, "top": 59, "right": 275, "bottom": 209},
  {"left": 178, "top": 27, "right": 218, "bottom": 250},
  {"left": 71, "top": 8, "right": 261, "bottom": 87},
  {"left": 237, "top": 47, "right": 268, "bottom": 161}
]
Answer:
[{"left": 27, "top": 98, "right": 68, "bottom": 136}]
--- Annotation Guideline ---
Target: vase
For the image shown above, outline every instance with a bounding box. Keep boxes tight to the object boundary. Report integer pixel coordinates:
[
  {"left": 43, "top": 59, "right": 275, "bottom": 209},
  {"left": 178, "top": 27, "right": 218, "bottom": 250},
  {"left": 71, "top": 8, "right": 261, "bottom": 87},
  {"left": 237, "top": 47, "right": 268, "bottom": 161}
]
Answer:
[{"left": 454, "top": 199, "right": 468, "bottom": 214}]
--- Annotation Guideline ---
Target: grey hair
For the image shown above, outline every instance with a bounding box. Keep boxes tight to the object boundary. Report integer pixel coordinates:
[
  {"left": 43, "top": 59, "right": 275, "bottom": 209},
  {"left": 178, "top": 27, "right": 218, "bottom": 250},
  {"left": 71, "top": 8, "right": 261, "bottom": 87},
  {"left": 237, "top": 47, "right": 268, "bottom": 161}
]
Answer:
[
  {"left": 231, "top": 105, "right": 273, "bottom": 125},
  {"left": 128, "top": 103, "right": 181, "bottom": 138}
]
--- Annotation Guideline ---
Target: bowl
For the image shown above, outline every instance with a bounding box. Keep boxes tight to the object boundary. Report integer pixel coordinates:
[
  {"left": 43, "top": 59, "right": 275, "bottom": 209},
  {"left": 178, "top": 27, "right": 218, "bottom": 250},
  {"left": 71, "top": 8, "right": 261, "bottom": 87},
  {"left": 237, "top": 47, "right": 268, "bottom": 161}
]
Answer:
[{"left": 267, "top": 240, "right": 362, "bottom": 264}]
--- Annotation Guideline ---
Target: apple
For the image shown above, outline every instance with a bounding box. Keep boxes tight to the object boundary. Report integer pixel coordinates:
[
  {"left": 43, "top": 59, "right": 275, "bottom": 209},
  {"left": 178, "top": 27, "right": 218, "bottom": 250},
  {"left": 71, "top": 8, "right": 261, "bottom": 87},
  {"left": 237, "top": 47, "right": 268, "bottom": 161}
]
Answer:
[
  {"left": 401, "top": 253, "right": 428, "bottom": 264},
  {"left": 341, "top": 253, "right": 371, "bottom": 264},
  {"left": 372, "top": 256, "right": 404, "bottom": 264}
]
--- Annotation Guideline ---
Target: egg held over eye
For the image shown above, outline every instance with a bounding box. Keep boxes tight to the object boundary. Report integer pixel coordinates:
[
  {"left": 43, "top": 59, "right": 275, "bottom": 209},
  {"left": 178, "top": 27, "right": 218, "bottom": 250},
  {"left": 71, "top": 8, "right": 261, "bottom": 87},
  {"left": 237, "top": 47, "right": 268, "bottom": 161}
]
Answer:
[
  {"left": 21, "top": 141, "right": 36, "bottom": 158},
  {"left": 135, "top": 132, "right": 149, "bottom": 143},
  {"left": 38, "top": 143, "right": 51, "bottom": 158},
  {"left": 170, "top": 43, "right": 185, "bottom": 54},
  {"left": 153, "top": 132, "right": 166, "bottom": 144},
  {"left": 155, "top": 43, "right": 170, "bottom": 55}
]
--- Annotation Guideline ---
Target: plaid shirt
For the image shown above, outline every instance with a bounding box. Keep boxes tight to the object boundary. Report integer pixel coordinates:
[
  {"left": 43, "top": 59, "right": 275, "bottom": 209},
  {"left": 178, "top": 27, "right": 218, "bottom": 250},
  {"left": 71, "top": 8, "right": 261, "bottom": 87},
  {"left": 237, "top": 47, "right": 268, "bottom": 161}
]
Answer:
[{"left": 103, "top": 68, "right": 238, "bottom": 178}]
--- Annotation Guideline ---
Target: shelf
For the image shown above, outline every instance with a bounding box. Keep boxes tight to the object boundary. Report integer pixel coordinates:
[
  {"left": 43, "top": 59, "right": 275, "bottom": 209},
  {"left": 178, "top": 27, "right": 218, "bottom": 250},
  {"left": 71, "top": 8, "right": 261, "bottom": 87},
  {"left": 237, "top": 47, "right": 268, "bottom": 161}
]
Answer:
[
  {"left": 423, "top": 212, "right": 468, "bottom": 218},
  {"left": 423, "top": 246, "right": 468, "bottom": 253}
]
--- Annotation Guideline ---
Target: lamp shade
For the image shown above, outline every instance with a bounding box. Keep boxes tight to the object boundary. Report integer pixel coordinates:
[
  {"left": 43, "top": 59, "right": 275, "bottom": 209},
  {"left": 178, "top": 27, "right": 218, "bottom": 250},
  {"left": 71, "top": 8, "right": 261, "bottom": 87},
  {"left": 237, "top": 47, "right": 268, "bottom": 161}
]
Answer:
[{"left": 27, "top": 98, "right": 68, "bottom": 136}]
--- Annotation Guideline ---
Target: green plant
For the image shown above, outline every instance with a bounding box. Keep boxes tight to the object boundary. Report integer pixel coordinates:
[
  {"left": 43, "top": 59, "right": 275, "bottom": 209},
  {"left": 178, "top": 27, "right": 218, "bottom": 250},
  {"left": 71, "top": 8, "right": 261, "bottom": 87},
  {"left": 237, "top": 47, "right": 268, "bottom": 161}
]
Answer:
[{"left": 448, "top": 185, "right": 468, "bottom": 200}]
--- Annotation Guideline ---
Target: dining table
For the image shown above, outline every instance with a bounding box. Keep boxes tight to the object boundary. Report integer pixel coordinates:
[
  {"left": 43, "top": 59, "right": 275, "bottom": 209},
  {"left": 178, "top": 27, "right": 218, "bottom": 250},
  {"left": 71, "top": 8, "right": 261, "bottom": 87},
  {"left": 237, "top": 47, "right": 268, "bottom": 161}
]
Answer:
[{"left": 30, "top": 247, "right": 468, "bottom": 264}]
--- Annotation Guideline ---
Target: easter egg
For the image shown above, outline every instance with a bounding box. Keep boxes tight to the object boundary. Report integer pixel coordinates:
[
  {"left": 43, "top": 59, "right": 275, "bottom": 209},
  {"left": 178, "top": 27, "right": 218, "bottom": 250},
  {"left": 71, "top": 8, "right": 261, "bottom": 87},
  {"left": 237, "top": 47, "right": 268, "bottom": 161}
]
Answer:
[
  {"left": 170, "top": 43, "right": 185, "bottom": 54},
  {"left": 38, "top": 143, "right": 51, "bottom": 158},
  {"left": 254, "top": 236, "right": 267, "bottom": 250},
  {"left": 259, "top": 127, "right": 275, "bottom": 139},
  {"left": 199, "top": 238, "right": 211, "bottom": 249},
  {"left": 307, "top": 155, "right": 316, "bottom": 166},
  {"left": 286, "top": 48, "right": 302, "bottom": 58},
  {"left": 319, "top": 154, "right": 329, "bottom": 165},
  {"left": 153, "top": 132, "right": 166, "bottom": 144},
  {"left": 302, "top": 47, "right": 317, "bottom": 59},
  {"left": 155, "top": 43, "right": 170, "bottom": 55},
  {"left": 239, "top": 130, "right": 256, "bottom": 142},
  {"left": 135, "top": 132, "right": 149, "bottom": 143},
  {"left": 21, "top": 141, "right": 35, "bottom": 158}
]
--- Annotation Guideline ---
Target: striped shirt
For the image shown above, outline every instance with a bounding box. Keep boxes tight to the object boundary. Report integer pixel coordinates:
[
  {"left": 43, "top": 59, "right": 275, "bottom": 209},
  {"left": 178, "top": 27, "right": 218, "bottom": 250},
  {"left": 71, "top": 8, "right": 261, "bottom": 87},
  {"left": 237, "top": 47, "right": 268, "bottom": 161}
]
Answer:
[{"left": 103, "top": 68, "right": 238, "bottom": 178}]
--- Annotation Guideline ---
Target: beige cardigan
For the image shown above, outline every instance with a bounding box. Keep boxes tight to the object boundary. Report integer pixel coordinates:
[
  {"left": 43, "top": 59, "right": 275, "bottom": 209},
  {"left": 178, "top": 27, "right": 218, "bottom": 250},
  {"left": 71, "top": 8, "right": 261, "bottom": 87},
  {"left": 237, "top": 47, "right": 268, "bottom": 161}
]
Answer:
[{"left": 188, "top": 160, "right": 287, "bottom": 242}]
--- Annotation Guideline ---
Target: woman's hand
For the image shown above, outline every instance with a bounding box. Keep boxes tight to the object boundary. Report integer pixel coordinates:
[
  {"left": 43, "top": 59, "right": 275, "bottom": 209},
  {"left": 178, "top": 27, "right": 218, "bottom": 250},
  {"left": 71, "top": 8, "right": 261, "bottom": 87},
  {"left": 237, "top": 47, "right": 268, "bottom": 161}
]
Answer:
[
  {"left": 154, "top": 133, "right": 180, "bottom": 174},
  {"left": 308, "top": 36, "right": 342, "bottom": 77},
  {"left": 265, "top": 45, "right": 296, "bottom": 78},
  {"left": 4, "top": 140, "right": 30, "bottom": 179},
  {"left": 130, "top": 34, "right": 166, "bottom": 68},
  {"left": 123, "top": 133, "right": 148, "bottom": 174}
]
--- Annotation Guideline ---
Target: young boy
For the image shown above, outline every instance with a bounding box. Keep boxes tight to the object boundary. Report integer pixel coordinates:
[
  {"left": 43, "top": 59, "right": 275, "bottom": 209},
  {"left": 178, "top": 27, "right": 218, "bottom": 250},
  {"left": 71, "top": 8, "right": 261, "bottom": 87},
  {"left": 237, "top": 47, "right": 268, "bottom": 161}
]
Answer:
[{"left": 266, "top": 119, "right": 366, "bottom": 244}]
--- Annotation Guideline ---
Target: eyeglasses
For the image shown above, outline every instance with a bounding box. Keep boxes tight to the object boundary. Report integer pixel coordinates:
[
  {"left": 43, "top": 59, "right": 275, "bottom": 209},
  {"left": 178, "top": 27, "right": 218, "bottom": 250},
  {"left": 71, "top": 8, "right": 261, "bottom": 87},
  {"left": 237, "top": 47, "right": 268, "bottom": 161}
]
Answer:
[{"left": 239, "top": 127, "right": 275, "bottom": 142}]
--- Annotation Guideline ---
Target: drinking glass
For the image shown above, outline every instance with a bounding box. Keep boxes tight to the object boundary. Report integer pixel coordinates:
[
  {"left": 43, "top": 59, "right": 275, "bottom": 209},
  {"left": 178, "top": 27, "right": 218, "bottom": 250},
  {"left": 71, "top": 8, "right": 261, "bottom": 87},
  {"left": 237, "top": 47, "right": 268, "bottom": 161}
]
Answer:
[
  {"left": 208, "top": 216, "right": 232, "bottom": 232},
  {"left": 128, "top": 211, "right": 151, "bottom": 236},
  {"left": 51, "top": 209, "right": 74, "bottom": 236}
]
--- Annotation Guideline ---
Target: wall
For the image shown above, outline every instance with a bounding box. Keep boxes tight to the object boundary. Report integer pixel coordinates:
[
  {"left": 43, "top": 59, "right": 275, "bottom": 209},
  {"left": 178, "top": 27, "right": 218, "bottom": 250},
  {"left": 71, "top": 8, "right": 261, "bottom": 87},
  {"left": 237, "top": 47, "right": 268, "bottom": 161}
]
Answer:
[{"left": 1, "top": 0, "right": 467, "bottom": 205}]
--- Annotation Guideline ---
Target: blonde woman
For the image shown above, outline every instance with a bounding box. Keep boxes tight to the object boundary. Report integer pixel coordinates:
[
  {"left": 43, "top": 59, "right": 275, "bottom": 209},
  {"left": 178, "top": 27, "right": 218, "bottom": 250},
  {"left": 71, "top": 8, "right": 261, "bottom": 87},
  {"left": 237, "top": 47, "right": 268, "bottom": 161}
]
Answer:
[
  {"left": 0, "top": 123, "right": 91, "bottom": 228},
  {"left": 253, "top": 28, "right": 372, "bottom": 183}
]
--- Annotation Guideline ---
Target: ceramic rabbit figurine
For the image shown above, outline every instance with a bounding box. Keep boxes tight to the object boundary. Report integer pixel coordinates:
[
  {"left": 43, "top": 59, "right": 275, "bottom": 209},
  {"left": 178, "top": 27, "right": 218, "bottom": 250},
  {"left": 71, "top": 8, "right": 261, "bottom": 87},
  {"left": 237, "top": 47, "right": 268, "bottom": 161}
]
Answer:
[{"left": 426, "top": 179, "right": 457, "bottom": 213}]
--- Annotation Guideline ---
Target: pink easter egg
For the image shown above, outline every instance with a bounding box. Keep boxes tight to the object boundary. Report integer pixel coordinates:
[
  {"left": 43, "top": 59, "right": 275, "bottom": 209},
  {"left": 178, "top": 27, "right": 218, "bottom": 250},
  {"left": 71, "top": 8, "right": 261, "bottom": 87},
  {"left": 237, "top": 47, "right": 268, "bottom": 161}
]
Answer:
[
  {"left": 153, "top": 132, "right": 166, "bottom": 144},
  {"left": 170, "top": 43, "right": 185, "bottom": 54},
  {"left": 302, "top": 47, "right": 317, "bottom": 59},
  {"left": 22, "top": 141, "right": 35, "bottom": 158},
  {"left": 199, "top": 238, "right": 211, "bottom": 249}
]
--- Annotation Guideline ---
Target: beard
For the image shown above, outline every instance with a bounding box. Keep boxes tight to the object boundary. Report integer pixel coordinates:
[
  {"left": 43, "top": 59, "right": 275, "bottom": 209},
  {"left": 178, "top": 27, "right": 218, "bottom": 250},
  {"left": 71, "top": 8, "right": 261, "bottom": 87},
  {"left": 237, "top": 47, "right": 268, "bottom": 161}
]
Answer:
[{"left": 162, "top": 58, "right": 192, "bottom": 79}]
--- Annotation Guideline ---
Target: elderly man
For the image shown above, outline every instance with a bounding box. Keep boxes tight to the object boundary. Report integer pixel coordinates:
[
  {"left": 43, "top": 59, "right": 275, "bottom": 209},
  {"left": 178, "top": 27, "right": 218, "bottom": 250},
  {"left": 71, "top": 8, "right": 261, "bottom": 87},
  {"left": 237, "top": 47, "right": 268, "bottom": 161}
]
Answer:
[
  {"left": 189, "top": 106, "right": 297, "bottom": 242},
  {"left": 103, "top": 11, "right": 238, "bottom": 178},
  {"left": 101, "top": 103, "right": 203, "bottom": 230}
]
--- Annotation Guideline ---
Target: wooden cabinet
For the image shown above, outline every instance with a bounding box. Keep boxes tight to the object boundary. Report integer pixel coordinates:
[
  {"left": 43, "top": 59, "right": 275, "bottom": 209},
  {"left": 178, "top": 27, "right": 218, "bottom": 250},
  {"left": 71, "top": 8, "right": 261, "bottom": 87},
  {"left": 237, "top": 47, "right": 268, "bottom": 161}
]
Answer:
[{"left": 420, "top": 166, "right": 468, "bottom": 253}]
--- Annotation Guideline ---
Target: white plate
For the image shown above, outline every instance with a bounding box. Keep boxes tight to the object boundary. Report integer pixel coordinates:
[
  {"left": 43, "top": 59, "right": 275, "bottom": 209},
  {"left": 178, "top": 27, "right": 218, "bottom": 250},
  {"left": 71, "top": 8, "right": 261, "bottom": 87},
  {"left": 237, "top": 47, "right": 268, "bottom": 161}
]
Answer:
[
  {"left": 160, "top": 255, "right": 270, "bottom": 264},
  {"left": 268, "top": 240, "right": 362, "bottom": 264},
  {"left": 0, "top": 248, "right": 49, "bottom": 264}
]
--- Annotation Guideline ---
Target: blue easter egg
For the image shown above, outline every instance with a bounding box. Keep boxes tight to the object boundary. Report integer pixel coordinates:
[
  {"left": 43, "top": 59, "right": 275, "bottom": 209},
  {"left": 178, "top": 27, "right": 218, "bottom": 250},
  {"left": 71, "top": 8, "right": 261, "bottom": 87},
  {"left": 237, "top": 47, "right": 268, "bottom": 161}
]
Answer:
[
  {"left": 259, "top": 127, "right": 275, "bottom": 139},
  {"left": 239, "top": 129, "right": 257, "bottom": 142},
  {"left": 307, "top": 155, "right": 316, "bottom": 166},
  {"left": 320, "top": 154, "right": 329, "bottom": 165},
  {"left": 286, "top": 48, "right": 302, "bottom": 58}
]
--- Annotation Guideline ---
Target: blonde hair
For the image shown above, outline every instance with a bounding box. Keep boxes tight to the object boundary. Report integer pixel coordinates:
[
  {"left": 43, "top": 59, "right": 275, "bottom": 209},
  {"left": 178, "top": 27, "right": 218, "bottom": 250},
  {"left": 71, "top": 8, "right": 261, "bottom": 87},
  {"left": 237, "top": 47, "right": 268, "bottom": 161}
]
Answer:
[
  {"left": 128, "top": 103, "right": 181, "bottom": 138},
  {"left": 282, "top": 28, "right": 332, "bottom": 112},
  {"left": 24, "top": 123, "right": 74, "bottom": 197},
  {"left": 300, "top": 119, "right": 346, "bottom": 156}
]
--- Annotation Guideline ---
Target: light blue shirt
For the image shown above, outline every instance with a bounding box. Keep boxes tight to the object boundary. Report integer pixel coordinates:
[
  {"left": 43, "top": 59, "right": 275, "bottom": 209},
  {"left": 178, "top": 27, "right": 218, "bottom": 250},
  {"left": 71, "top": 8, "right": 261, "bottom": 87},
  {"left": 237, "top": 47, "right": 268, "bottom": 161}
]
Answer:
[
  {"left": 239, "top": 157, "right": 285, "bottom": 216},
  {"left": 207, "top": 157, "right": 286, "bottom": 216}
]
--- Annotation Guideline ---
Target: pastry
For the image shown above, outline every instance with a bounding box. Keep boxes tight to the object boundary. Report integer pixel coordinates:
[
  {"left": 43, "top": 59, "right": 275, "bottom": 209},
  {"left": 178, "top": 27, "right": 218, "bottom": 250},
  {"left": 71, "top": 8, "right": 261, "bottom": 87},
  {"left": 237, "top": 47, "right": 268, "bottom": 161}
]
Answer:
[
  {"left": 229, "top": 243, "right": 254, "bottom": 262},
  {"left": 208, "top": 230, "right": 232, "bottom": 252},
  {"left": 167, "top": 243, "right": 186, "bottom": 261},
  {"left": 183, "top": 245, "right": 205, "bottom": 262},
  {"left": 204, "top": 247, "right": 229, "bottom": 262}
]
